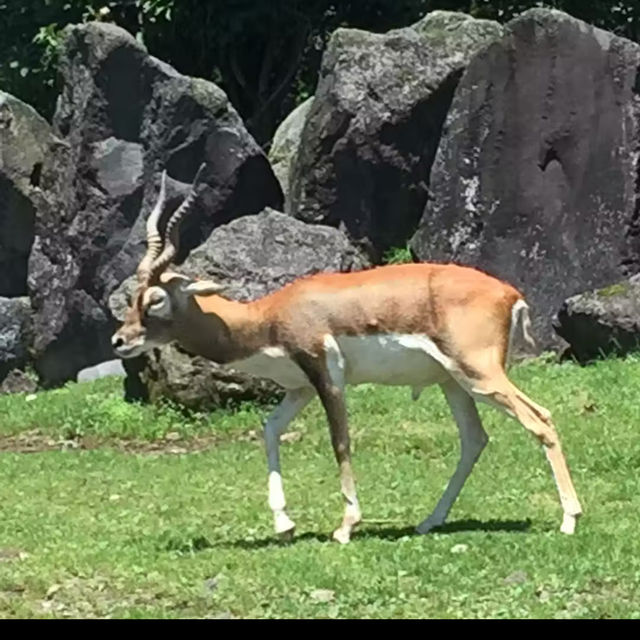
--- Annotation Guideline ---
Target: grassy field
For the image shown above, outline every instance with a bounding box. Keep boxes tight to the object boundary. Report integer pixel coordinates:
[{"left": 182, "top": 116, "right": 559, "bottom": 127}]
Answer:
[{"left": 1, "top": 355, "right": 640, "bottom": 618}]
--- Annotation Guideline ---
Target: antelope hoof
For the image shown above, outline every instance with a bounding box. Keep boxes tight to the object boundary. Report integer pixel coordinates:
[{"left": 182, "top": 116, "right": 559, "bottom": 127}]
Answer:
[
  {"left": 274, "top": 512, "right": 296, "bottom": 540},
  {"left": 560, "top": 513, "right": 577, "bottom": 535},
  {"left": 278, "top": 527, "right": 295, "bottom": 543},
  {"left": 332, "top": 526, "right": 352, "bottom": 545},
  {"left": 415, "top": 516, "right": 444, "bottom": 535}
]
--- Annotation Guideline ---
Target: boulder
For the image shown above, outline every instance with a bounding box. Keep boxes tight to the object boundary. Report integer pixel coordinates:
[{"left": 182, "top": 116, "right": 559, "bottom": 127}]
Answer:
[
  {"left": 124, "top": 346, "right": 284, "bottom": 411},
  {"left": 268, "top": 97, "right": 313, "bottom": 206},
  {"left": 410, "top": 9, "right": 640, "bottom": 349},
  {"left": 288, "top": 11, "right": 502, "bottom": 261},
  {"left": 0, "top": 296, "right": 33, "bottom": 382},
  {"left": 109, "top": 209, "right": 369, "bottom": 408},
  {"left": 28, "top": 21, "right": 282, "bottom": 388},
  {"left": 76, "top": 359, "right": 125, "bottom": 383},
  {"left": 553, "top": 275, "right": 640, "bottom": 363},
  {"left": 0, "top": 369, "right": 38, "bottom": 395},
  {"left": 0, "top": 91, "right": 52, "bottom": 297}
]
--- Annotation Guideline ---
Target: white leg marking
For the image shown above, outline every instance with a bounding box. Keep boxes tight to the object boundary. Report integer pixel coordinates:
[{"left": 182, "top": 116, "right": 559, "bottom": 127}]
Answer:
[
  {"left": 264, "top": 387, "right": 315, "bottom": 537},
  {"left": 417, "top": 381, "right": 488, "bottom": 534},
  {"left": 560, "top": 512, "right": 576, "bottom": 535},
  {"left": 269, "top": 472, "right": 296, "bottom": 535}
]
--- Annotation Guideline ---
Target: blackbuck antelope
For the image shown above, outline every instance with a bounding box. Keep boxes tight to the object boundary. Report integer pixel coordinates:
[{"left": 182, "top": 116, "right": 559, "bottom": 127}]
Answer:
[{"left": 112, "top": 165, "right": 583, "bottom": 544}]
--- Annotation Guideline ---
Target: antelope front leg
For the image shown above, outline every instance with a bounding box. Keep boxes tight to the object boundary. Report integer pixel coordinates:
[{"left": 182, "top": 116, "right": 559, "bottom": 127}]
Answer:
[
  {"left": 263, "top": 387, "right": 314, "bottom": 539},
  {"left": 323, "top": 389, "right": 361, "bottom": 544},
  {"left": 318, "top": 337, "right": 361, "bottom": 544},
  {"left": 295, "top": 339, "right": 361, "bottom": 544}
]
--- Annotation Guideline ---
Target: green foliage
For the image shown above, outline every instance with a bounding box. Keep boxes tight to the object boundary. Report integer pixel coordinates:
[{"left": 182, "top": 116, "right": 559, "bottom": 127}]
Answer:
[
  {"left": 382, "top": 245, "right": 415, "bottom": 264},
  {"left": 4, "top": 1, "right": 640, "bottom": 143},
  {"left": 0, "top": 1, "right": 173, "bottom": 121},
  {"left": 138, "top": 0, "right": 441, "bottom": 144},
  {"left": 0, "top": 375, "right": 262, "bottom": 441},
  {"left": 2, "top": 357, "right": 640, "bottom": 617},
  {"left": 596, "top": 282, "right": 630, "bottom": 298}
]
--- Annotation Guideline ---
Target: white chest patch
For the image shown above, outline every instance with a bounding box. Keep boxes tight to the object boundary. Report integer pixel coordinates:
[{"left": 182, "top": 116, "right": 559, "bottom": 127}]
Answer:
[
  {"left": 335, "top": 333, "right": 452, "bottom": 387},
  {"left": 227, "top": 346, "right": 309, "bottom": 390}
]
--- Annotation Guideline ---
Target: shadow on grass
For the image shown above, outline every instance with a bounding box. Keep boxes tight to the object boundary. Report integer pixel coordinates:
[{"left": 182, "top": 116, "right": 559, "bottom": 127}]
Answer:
[
  {"left": 215, "top": 518, "right": 532, "bottom": 550},
  {"left": 156, "top": 534, "right": 217, "bottom": 554},
  {"left": 357, "top": 518, "right": 532, "bottom": 540},
  {"left": 216, "top": 530, "right": 333, "bottom": 551}
]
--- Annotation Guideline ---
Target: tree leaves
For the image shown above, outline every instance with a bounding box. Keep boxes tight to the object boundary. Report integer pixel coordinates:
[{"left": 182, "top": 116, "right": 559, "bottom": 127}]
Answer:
[{"left": 2, "top": 2, "right": 640, "bottom": 140}]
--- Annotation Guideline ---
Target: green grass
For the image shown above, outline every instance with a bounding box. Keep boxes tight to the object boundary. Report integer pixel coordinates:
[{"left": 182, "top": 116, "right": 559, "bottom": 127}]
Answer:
[
  {"left": 0, "top": 375, "right": 267, "bottom": 443},
  {"left": 1, "top": 356, "right": 640, "bottom": 618}
]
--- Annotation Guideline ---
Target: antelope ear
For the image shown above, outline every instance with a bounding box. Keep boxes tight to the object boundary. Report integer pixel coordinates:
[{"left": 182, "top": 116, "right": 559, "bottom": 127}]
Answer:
[
  {"left": 181, "top": 280, "right": 226, "bottom": 296},
  {"left": 159, "top": 270, "right": 186, "bottom": 284}
]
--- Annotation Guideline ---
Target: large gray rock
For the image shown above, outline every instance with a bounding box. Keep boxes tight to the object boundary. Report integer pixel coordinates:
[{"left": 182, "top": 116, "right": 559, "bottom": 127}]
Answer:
[
  {"left": 0, "top": 369, "right": 38, "bottom": 395},
  {"left": 76, "top": 359, "right": 125, "bottom": 383},
  {"left": 288, "top": 11, "right": 502, "bottom": 261},
  {"left": 410, "top": 9, "right": 640, "bottom": 349},
  {"left": 125, "top": 347, "right": 285, "bottom": 411},
  {"left": 0, "top": 92, "right": 52, "bottom": 297},
  {"left": 109, "top": 209, "right": 369, "bottom": 409},
  {"left": 268, "top": 98, "right": 313, "bottom": 207},
  {"left": 553, "top": 275, "right": 640, "bottom": 363},
  {"left": 0, "top": 297, "right": 33, "bottom": 382},
  {"left": 28, "top": 21, "right": 282, "bottom": 388}
]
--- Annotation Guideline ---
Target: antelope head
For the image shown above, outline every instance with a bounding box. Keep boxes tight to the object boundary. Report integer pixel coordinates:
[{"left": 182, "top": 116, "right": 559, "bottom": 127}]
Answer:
[{"left": 111, "top": 164, "right": 224, "bottom": 359}]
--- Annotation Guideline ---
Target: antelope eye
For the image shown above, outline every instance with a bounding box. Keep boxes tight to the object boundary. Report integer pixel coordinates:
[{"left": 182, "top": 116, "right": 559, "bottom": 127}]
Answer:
[{"left": 145, "top": 290, "right": 170, "bottom": 317}]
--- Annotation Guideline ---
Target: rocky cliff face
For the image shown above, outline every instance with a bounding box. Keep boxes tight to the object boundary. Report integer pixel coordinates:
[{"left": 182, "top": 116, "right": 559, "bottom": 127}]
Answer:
[
  {"left": 27, "top": 22, "right": 282, "bottom": 387},
  {"left": 0, "top": 91, "right": 52, "bottom": 298},
  {"left": 410, "top": 9, "right": 640, "bottom": 349},
  {"left": 288, "top": 11, "right": 503, "bottom": 261}
]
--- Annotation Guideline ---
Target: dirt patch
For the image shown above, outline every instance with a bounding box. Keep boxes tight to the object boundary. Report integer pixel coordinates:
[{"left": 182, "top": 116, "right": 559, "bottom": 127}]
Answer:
[
  {"left": 0, "top": 429, "right": 223, "bottom": 455},
  {"left": 0, "top": 427, "right": 296, "bottom": 456}
]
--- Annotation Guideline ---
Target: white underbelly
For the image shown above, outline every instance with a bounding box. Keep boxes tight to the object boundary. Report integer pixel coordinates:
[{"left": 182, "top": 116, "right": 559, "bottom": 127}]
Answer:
[
  {"left": 226, "top": 334, "right": 451, "bottom": 390},
  {"left": 226, "top": 347, "right": 308, "bottom": 389},
  {"left": 337, "top": 334, "right": 450, "bottom": 386}
]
